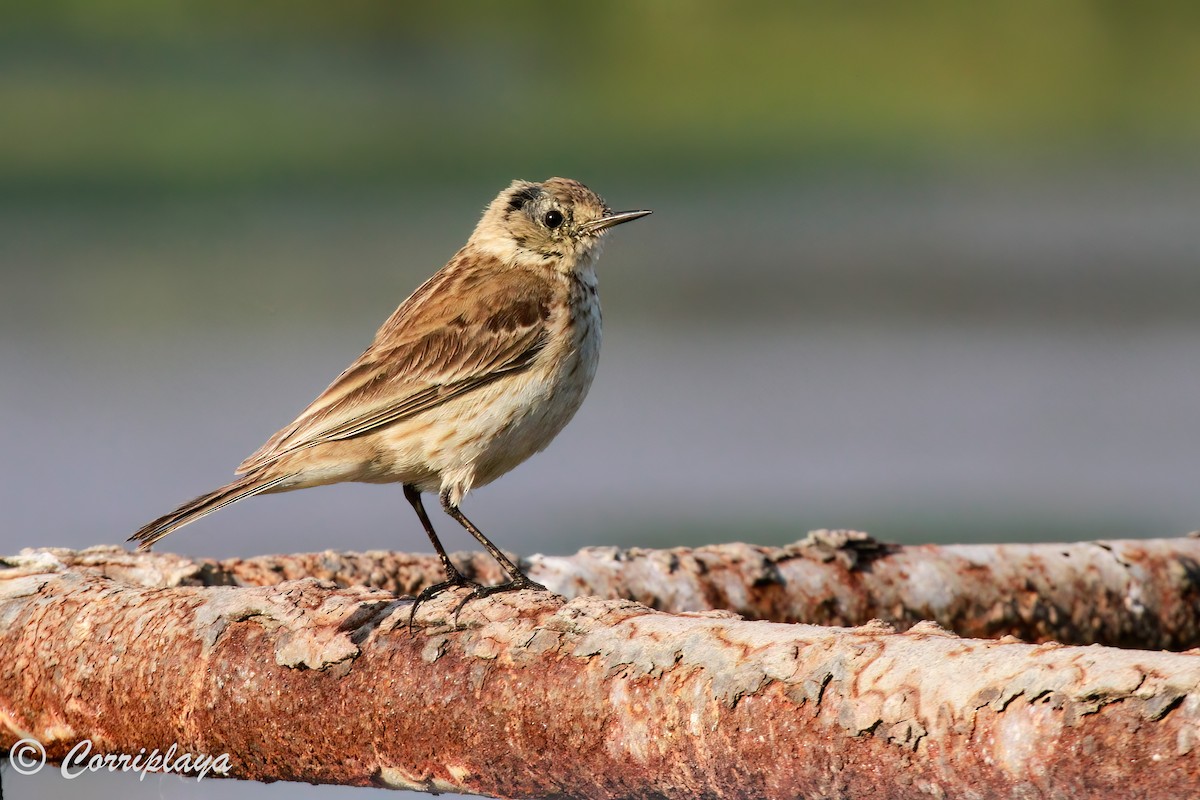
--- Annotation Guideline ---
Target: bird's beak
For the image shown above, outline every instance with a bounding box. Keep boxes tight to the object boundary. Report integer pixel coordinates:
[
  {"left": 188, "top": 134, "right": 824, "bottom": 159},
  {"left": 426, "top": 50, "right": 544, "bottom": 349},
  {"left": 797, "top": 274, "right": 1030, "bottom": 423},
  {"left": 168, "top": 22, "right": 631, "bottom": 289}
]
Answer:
[{"left": 581, "top": 209, "right": 653, "bottom": 234}]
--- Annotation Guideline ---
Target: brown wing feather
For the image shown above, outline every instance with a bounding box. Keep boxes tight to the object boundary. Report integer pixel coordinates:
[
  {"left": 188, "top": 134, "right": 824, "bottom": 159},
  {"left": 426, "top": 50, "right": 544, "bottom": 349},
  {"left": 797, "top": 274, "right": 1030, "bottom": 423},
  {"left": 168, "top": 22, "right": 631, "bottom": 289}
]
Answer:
[{"left": 237, "top": 257, "right": 554, "bottom": 474}]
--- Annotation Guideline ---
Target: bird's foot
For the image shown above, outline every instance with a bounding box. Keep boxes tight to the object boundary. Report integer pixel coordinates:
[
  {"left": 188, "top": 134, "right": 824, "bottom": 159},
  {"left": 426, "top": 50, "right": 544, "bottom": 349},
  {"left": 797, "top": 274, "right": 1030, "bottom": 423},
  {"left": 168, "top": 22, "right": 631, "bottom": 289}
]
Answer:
[
  {"left": 407, "top": 570, "right": 481, "bottom": 634},
  {"left": 449, "top": 574, "right": 548, "bottom": 624}
]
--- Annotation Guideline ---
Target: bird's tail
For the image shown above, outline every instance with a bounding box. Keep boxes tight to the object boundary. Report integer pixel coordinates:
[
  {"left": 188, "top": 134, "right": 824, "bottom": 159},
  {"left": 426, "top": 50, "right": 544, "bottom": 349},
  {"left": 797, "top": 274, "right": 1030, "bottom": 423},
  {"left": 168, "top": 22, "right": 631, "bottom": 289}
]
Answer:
[{"left": 129, "top": 472, "right": 293, "bottom": 551}]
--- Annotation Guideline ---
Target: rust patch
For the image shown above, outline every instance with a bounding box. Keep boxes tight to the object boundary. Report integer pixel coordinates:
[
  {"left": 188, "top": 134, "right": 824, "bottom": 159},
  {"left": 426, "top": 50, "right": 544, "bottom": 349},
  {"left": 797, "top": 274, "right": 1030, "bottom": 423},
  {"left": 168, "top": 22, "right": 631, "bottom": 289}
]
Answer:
[{"left": 3, "top": 564, "right": 1200, "bottom": 798}]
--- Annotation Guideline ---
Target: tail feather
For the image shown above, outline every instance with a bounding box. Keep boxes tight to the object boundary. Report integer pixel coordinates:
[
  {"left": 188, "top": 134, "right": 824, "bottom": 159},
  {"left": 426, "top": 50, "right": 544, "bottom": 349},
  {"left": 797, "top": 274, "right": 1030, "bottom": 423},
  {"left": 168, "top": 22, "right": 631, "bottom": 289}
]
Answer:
[{"left": 129, "top": 473, "right": 292, "bottom": 550}]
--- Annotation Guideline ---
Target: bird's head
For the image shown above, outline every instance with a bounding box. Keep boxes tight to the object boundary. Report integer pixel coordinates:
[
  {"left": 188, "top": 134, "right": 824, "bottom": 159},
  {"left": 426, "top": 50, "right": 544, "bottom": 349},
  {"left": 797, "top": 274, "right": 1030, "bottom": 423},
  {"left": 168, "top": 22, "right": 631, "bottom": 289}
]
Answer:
[{"left": 471, "top": 177, "right": 650, "bottom": 271}]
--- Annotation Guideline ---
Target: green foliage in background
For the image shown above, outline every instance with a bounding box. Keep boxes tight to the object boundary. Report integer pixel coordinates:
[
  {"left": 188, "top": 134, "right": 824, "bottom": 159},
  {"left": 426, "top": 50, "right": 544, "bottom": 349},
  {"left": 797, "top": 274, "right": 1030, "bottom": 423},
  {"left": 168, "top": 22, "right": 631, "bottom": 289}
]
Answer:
[{"left": 3, "top": 1, "right": 1199, "bottom": 196}]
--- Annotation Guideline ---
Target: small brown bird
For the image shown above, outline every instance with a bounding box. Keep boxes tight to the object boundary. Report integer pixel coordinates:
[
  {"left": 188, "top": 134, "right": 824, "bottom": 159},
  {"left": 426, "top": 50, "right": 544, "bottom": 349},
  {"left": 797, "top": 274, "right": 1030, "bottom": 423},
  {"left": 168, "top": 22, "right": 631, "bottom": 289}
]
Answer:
[{"left": 131, "top": 177, "right": 650, "bottom": 609}]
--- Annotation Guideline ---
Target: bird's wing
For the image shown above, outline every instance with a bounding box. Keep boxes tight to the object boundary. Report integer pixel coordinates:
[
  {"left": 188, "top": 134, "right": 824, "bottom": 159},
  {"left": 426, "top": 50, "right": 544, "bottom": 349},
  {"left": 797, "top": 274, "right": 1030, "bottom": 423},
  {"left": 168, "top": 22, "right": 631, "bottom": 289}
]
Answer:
[{"left": 236, "top": 261, "right": 554, "bottom": 474}]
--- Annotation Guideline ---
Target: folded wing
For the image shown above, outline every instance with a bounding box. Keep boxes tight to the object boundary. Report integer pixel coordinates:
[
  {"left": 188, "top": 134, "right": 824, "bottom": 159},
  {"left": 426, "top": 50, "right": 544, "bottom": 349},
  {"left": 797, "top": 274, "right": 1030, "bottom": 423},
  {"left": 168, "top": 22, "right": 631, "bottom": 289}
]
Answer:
[{"left": 237, "top": 261, "right": 554, "bottom": 474}]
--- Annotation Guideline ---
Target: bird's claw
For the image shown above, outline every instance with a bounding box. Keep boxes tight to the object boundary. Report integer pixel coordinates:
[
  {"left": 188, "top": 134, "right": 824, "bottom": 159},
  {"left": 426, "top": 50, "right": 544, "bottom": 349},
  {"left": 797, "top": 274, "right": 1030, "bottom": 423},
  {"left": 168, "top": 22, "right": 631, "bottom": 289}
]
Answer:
[
  {"left": 448, "top": 575, "right": 548, "bottom": 624},
  {"left": 408, "top": 571, "right": 548, "bottom": 633},
  {"left": 407, "top": 572, "right": 481, "bottom": 634}
]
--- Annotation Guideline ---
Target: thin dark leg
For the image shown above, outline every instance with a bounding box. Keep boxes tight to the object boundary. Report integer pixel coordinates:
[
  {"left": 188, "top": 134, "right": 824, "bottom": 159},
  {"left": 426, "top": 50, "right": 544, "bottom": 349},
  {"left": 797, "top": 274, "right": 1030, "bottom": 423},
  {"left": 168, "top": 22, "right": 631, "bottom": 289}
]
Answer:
[
  {"left": 439, "top": 490, "right": 547, "bottom": 621},
  {"left": 405, "top": 484, "right": 465, "bottom": 582},
  {"left": 404, "top": 484, "right": 479, "bottom": 632},
  {"left": 439, "top": 489, "right": 546, "bottom": 591}
]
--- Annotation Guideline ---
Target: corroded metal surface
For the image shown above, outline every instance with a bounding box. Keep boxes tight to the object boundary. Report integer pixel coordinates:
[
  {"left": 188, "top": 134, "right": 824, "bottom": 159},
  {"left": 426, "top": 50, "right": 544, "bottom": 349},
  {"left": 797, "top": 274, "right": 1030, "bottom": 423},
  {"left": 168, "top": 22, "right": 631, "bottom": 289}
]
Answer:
[
  {"left": 539, "top": 532, "right": 1200, "bottom": 650},
  {"left": 31, "top": 531, "right": 1200, "bottom": 650},
  {"left": 2, "top": 550, "right": 1199, "bottom": 798}
]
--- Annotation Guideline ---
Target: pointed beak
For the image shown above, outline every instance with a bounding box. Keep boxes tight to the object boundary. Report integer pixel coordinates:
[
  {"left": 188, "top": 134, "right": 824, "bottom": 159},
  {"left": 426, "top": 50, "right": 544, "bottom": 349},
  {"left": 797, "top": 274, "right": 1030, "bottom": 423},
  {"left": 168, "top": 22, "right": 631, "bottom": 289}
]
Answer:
[{"left": 581, "top": 209, "right": 653, "bottom": 234}]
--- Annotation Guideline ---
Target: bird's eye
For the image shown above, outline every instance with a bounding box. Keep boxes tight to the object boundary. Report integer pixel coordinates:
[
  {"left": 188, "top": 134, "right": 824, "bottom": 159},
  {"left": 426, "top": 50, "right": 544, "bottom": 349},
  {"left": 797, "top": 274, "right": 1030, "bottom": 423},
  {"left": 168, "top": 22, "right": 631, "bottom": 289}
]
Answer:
[{"left": 543, "top": 209, "right": 564, "bottom": 229}]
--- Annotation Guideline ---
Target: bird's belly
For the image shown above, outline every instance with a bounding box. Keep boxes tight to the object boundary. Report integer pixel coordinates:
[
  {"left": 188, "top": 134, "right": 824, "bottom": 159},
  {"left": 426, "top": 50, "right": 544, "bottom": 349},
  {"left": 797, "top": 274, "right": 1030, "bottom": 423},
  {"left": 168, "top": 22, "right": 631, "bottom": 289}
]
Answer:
[
  {"left": 372, "top": 325, "right": 601, "bottom": 500},
  {"left": 470, "top": 364, "right": 594, "bottom": 485}
]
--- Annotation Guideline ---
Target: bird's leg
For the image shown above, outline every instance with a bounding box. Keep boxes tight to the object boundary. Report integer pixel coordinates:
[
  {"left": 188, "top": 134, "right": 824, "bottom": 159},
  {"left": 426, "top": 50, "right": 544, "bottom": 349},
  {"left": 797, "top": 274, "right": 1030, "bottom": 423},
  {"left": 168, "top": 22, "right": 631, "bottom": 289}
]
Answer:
[
  {"left": 404, "top": 484, "right": 471, "bottom": 583},
  {"left": 404, "top": 484, "right": 479, "bottom": 632},
  {"left": 439, "top": 489, "right": 546, "bottom": 621},
  {"left": 439, "top": 489, "right": 546, "bottom": 590}
]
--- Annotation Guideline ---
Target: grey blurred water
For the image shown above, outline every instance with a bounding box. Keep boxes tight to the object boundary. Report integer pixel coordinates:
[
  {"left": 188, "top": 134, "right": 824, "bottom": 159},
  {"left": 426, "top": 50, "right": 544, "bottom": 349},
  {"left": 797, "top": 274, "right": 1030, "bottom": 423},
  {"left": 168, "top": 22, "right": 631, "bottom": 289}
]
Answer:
[
  {"left": 3, "top": 173, "right": 1199, "bottom": 560},
  {"left": 4, "top": 172, "right": 1200, "bottom": 799}
]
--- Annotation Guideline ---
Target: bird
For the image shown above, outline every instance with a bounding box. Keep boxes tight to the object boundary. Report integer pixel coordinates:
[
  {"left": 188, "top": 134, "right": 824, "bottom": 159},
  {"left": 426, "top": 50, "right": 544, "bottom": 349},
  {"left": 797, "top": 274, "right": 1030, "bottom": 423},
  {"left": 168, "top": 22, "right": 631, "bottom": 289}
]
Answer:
[{"left": 130, "top": 177, "right": 650, "bottom": 614}]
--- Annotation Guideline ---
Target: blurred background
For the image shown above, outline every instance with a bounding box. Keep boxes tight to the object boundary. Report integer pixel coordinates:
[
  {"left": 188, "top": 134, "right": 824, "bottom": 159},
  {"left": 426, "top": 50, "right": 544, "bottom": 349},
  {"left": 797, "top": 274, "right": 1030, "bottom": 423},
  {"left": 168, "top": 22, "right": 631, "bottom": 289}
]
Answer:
[{"left": 4, "top": 2, "right": 1200, "bottom": 797}]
